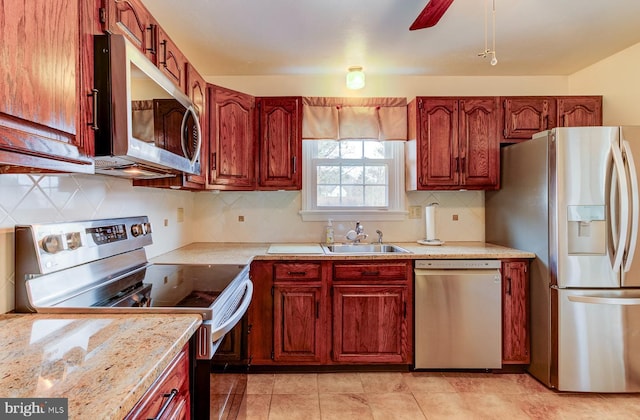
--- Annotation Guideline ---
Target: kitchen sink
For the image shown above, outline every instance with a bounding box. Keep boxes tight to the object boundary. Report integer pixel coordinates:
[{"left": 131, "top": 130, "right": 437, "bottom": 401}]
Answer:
[{"left": 321, "top": 243, "right": 412, "bottom": 254}]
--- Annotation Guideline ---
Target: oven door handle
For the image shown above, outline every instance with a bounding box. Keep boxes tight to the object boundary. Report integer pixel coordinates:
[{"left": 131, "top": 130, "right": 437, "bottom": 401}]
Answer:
[{"left": 211, "top": 279, "right": 253, "bottom": 343}]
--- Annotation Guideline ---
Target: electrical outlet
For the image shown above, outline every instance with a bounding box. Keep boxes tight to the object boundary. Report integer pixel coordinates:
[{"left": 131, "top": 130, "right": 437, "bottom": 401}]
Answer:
[
  {"left": 177, "top": 207, "right": 184, "bottom": 223},
  {"left": 408, "top": 206, "right": 422, "bottom": 219},
  {"left": 238, "top": 215, "right": 245, "bottom": 222},
  {"left": 452, "top": 214, "right": 459, "bottom": 221},
  {"left": 163, "top": 219, "right": 169, "bottom": 227}
]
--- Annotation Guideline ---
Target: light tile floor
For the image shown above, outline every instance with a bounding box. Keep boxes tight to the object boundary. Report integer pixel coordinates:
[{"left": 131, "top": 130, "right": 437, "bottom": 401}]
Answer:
[{"left": 212, "top": 371, "right": 640, "bottom": 419}]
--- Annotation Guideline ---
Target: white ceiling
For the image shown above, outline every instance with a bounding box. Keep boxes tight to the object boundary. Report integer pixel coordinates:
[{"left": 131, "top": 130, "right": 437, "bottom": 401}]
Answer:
[{"left": 141, "top": 0, "right": 640, "bottom": 77}]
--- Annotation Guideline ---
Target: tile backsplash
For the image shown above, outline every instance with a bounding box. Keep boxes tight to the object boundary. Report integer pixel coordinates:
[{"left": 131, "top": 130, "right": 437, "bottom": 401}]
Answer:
[{"left": 0, "top": 173, "right": 484, "bottom": 314}]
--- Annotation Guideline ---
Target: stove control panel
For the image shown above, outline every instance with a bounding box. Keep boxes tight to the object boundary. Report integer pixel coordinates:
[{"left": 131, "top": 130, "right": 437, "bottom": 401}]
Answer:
[{"left": 16, "top": 216, "right": 153, "bottom": 275}]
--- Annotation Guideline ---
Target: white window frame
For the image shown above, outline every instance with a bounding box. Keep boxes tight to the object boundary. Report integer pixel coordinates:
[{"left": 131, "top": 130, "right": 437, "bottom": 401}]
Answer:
[{"left": 299, "top": 139, "right": 407, "bottom": 222}]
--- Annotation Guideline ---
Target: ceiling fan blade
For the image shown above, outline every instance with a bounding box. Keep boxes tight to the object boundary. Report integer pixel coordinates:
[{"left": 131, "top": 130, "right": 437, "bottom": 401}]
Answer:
[{"left": 409, "top": 0, "right": 455, "bottom": 30}]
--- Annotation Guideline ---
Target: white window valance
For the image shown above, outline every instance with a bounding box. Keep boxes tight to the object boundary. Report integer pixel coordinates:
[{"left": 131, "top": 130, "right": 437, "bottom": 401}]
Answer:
[{"left": 302, "top": 97, "right": 407, "bottom": 141}]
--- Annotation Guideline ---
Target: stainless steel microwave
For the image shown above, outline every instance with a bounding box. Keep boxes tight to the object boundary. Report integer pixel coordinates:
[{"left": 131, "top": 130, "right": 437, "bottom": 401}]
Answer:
[{"left": 93, "top": 34, "right": 201, "bottom": 179}]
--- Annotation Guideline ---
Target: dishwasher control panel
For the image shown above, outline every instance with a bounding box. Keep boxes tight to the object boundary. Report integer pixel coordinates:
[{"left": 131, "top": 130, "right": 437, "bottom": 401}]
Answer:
[{"left": 414, "top": 259, "right": 501, "bottom": 270}]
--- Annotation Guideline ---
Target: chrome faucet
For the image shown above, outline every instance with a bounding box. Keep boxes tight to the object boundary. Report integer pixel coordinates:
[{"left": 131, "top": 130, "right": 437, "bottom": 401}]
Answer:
[
  {"left": 346, "top": 221, "right": 368, "bottom": 243},
  {"left": 376, "top": 229, "right": 383, "bottom": 244}
]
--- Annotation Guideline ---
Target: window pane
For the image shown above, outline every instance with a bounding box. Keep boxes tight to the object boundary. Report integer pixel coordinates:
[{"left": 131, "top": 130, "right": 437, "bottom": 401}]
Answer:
[
  {"left": 341, "top": 186, "right": 364, "bottom": 206},
  {"left": 340, "top": 141, "right": 363, "bottom": 159},
  {"left": 341, "top": 165, "right": 363, "bottom": 184},
  {"left": 317, "top": 165, "right": 341, "bottom": 184},
  {"left": 317, "top": 185, "right": 342, "bottom": 206},
  {"left": 317, "top": 141, "right": 339, "bottom": 158},
  {"left": 364, "top": 186, "right": 388, "bottom": 206},
  {"left": 364, "top": 141, "right": 385, "bottom": 159},
  {"left": 364, "top": 165, "right": 386, "bottom": 184}
]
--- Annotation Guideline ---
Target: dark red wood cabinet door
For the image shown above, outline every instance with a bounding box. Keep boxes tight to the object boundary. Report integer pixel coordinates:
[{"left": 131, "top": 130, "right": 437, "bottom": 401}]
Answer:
[
  {"left": 459, "top": 97, "right": 500, "bottom": 189},
  {"left": 332, "top": 285, "right": 407, "bottom": 363},
  {"left": 417, "top": 98, "right": 459, "bottom": 188},
  {"left": 502, "top": 97, "right": 555, "bottom": 141},
  {"left": 557, "top": 96, "right": 602, "bottom": 127},
  {"left": 502, "top": 260, "right": 530, "bottom": 364},
  {"left": 257, "top": 97, "right": 302, "bottom": 190},
  {"left": 273, "top": 285, "right": 323, "bottom": 363},
  {"left": 208, "top": 86, "right": 256, "bottom": 189}
]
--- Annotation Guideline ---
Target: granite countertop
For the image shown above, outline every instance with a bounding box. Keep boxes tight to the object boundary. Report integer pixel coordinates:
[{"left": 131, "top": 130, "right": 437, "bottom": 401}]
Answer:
[
  {"left": 0, "top": 313, "right": 201, "bottom": 419},
  {"left": 150, "top": 241, "right": 535, "bottom": 265}
]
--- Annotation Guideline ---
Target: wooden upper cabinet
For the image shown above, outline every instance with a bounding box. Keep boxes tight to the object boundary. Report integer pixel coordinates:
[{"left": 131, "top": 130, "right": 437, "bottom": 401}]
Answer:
[
  {"left": 256, "top": 97, "right": 302, "bottom": 190},
  {"left": 103, "top": 0, "right": 157, "bottom": 63},
  {"left": 157, "top": 26, "right": 187, "bottom": 92},
  {"left": 207, "top": 85, "right": 256, "bottom": 190},
  {"left": 557, "top": 96, "right": 602, "bottom": 127},
  {"left": 501, "top": 96, "right": 602, "bottom": 143},
  {"left": 502, "top": 97, "right": 556, "bottom": 141},
  {"left": 0, "top": 0, "right": 95, "bottom": 174},
  {"left": 459, "top": 98, "right": 500, "bottom": 188},
  {"left": 407, "top": 97, "right": 499, "bottom": 190}
]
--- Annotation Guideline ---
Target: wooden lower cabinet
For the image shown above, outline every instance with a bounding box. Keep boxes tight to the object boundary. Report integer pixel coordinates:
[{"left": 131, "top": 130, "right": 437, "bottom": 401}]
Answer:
[
  {"left": 248, "top": 260, "right": 412, "bottom": 366},
  {"left": 273, "top": 284, "right": 325, "bottom": 362},
  {"left": 332, "top": 285, "right": 408, "bottom": 363},
  {"left": 501, "top": 260, "right": 530, "bottom": 365},
  {"left": 125, "top": 342, "right": 190, "bottom": 420}
]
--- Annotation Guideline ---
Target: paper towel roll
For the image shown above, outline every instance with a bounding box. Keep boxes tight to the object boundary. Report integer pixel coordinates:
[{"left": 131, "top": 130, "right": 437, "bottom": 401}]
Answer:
[{"left": 425, "top": 205, "right": 436, "bottom": 240}]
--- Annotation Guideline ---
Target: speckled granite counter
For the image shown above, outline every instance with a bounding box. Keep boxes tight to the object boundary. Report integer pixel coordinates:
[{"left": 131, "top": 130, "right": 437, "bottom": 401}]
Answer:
[
  {"left": 150, "top": 241, "right": 534, "bottom": 265},
  {"left": 0, "top": 313, "right": 201, "bottom": 419}
]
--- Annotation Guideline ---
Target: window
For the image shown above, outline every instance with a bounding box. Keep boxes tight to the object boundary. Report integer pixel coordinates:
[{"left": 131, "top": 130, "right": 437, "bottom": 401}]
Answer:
[{"left": 300, "top": 139, "right": 405, "bottom": 221}]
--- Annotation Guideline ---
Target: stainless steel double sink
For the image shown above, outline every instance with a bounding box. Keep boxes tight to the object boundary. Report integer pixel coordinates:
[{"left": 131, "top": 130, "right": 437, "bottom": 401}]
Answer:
[{"left": 321, "top": 243, "right": 411, "bottom": 255}]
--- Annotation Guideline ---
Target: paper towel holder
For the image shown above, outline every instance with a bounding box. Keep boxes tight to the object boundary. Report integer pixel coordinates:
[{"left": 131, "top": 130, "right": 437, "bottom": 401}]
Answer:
[{"left": 418, "top": 202, "right": 444, "bottom": 246}]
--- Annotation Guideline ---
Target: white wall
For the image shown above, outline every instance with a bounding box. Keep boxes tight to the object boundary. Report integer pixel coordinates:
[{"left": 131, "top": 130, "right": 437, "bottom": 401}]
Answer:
[
  {"left": 569, "top": 42, "right": 640, "bottom": 125},
  {"left": 0, "top": 174, "right": 196, "bottom": 314}
]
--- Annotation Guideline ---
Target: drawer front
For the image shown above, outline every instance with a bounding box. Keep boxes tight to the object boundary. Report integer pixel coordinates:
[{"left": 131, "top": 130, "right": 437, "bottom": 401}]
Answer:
[
  {"left": 274, "top": 263, "right": 321, "bottom": 281},
  {"left": 333, "top": 262, "right": 409, "bottom": 281}
]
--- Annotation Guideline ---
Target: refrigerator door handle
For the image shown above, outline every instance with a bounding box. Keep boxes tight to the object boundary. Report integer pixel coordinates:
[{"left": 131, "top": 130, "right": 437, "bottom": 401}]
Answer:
[
  {"left": 622, "top": 140, "right": 639, "bottom": 272},
  {"left": 568, "top": 295, "right": 640, "bottom": 305},
  {"left": 611, "top": 140, "right": 630, "bottom": 273}
]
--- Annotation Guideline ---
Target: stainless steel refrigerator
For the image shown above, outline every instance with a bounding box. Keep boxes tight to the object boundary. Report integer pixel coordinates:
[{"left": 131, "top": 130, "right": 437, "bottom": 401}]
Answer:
[{"left": 486, "top": 126, "right": 640, "bottom": 392}]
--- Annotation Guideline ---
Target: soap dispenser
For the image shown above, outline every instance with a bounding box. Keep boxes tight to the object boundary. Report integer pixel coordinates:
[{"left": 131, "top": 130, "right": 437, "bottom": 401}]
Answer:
[{"left": 325, "top": 219, "right": 335, "bottom": 244}]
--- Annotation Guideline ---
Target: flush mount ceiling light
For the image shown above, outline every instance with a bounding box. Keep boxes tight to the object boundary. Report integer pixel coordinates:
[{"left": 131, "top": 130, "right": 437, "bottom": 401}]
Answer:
[
  {"left": 346, "top": 66, "right": 365, "bottom": 90},
  {"left": 478, "top": 0, "right": 498, "bottom": 66}
]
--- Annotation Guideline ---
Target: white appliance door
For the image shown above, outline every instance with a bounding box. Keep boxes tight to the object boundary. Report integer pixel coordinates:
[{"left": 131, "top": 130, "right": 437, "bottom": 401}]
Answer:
[
  {"left": 620, "top": 126, "right": 640, "bottom": 287},
  {"left": 555, "top": 288, "right": 640, "bottom": 392},
  {"left": 554, "top": 127, "right": 623, "bottom": 288}
]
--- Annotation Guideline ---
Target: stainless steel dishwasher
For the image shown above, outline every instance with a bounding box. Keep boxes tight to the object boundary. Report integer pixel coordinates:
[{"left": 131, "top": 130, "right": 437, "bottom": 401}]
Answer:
[{"left": 414, "top": 260, "right": 502, "bottom": 369}]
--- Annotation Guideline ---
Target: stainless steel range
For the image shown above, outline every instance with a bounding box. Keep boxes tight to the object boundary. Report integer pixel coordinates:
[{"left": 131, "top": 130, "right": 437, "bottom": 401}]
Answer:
[
  {"left": 15, "top": 215, "right": 252, "bottom": 359},
  {"left": 14, "top": 216, "right": 253, "bottom": 418}
]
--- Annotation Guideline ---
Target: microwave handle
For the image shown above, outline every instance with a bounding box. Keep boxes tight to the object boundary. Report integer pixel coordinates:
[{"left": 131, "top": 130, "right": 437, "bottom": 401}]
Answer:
[{"left": 181, "top": 105, "right": 202, "bottom": 166}]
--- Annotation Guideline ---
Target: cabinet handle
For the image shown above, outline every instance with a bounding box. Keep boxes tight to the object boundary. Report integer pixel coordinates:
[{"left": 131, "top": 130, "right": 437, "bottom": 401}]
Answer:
[
  {"left": 87, "top": 89, "right": 99, "bottom": 131},
  {"left": 211, "top": 152, "right": 216, "bottom": 171},
  {"left": 361, "top": 271, "right": 380, "bottom": 277},
  {"left": 159, "top": 39, "right": 168, "bottom": 66},
  {"left": 506, "top": 277, "right": 512, "bottom": 295},
  {"left": 454, "top": 157, "right": 459, "bottom": 172},
  {"left": 150, "top": 389, "right": 178, "bottom": 420},
  {"left": 460, "top": 157, "right": 466, "bottom": 174},
  {"left": 146, "top": 24, "right": 156, "bottom": 54},
  {"left": 292, "top": 156, "right": 297, "bottom": 174},
  {"left": 287, "top": 271, "right": 307, "bottom": 276}
]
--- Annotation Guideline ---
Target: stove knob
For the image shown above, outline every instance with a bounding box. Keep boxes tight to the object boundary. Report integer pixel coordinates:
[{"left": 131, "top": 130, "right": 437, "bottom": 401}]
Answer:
[
  {"left": 41, "top": 235, "right": 62, "bottom": 254},
  {"left": 131, "top": 224, "right": 142, "bottom": 237},
  {"left": 66, "top": 232, "right": 82, "bottom": 250},
  {"left": 143, "top": 222, "right": 152, "bottom": 235}
]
